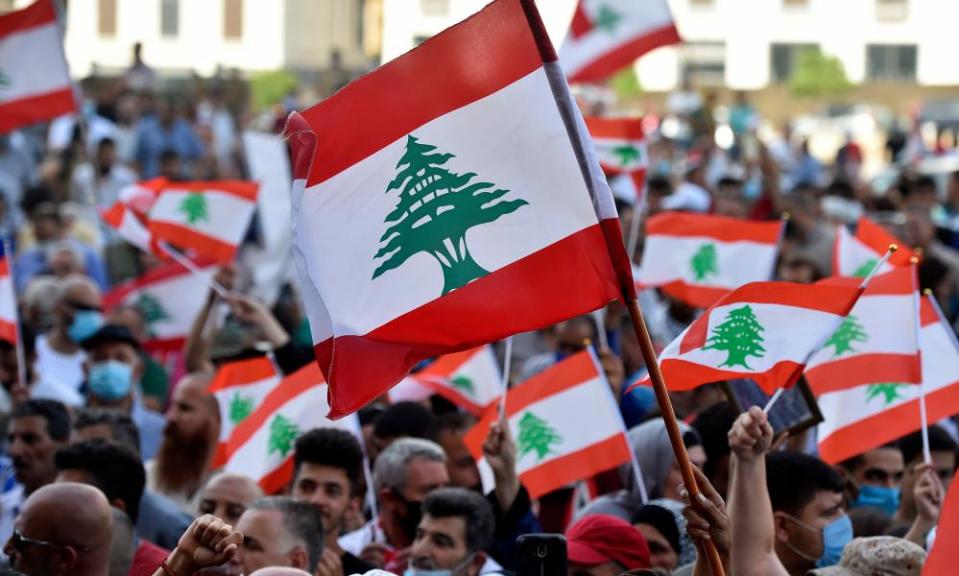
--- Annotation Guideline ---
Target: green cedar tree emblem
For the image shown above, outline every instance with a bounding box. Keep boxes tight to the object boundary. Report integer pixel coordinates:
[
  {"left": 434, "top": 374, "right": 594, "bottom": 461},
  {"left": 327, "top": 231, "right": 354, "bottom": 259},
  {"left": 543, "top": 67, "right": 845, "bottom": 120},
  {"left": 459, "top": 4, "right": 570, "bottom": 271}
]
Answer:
[
  {"left": 516, "top": 412, "right": 563, "bottom": 462},
  {"left": 229, "top": 393, "right": 255, "bottom": 425},
  {"left": 594, "top": 4, "right": 623, "bottom": 33},
  {"left": 702, "top": 305, "right": 767, "bottom": 369},
  {"left": 134, "top": 293, "right": 170, "bottom": 330},
  {"left": 0, "top": 70, "right": 9, "bottom": 89},
  {"left": 373, "top": 135, "right": 528, "bottom": 295},
  {"left": 690, "top": 243, "right": 719, "bottom": 282},
  {"left": 267, "top": 414, "right": 300, "bottom": 457},
  {"left": 865, "top": 383, "right": 908, "bottom": 406},
  {"left": 852, "top": 259, "right": 878, "bottom": 278},
  {"left": 612, "top": 143, "right": 641, "bottom": 166},
  {"left": 178, "top": 192, "right": 209, "bottom": 225},
  {"left": 451, "top": 375, "right": 475, "bottom": 395},
  {"left": 825, "top": 316, "right": 868, "bottom": 358}
]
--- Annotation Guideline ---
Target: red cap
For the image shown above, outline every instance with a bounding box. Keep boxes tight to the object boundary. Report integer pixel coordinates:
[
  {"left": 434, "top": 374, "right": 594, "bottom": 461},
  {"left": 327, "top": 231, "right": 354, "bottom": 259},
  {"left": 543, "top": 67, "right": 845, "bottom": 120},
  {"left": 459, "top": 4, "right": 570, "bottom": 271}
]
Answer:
[{"left": 565, "top": 514, "right": 651, "bottom": 569}]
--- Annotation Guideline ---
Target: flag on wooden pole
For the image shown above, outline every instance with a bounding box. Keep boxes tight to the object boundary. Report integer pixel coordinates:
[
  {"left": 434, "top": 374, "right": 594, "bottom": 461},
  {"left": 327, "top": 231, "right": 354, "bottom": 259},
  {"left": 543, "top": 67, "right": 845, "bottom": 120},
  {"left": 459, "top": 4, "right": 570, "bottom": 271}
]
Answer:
[
  {"left": 209, "top": 356, "right": 282, "bottom": 467},
  {"left": 414, "top": 346, "right": 502, "bottom": 415},
  {"left": 585, "top": 116, "right": 647, "bottom": 203},
  {"left": 286, "top": 0, "right": 635, "bottom": 418},
  {"left": 833, "top": 217, "right": 914, "bottom": 278}
]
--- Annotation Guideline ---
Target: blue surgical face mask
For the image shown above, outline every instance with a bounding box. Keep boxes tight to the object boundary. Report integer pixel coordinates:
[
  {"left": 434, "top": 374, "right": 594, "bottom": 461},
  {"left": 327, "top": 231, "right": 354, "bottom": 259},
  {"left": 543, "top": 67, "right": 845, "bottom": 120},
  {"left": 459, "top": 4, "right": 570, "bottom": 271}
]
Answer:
[
  {"left": 852, "top": 484, "right": 901, "bottom": 517},
  {"left": 784, "top": 513, "right": 852, "bottom": 569},
  {"left": 88, "top": 360, "right": 134, "bottom": 401},
  {"left": 67, "top": 310, "right": 103, "bottom": 343}
]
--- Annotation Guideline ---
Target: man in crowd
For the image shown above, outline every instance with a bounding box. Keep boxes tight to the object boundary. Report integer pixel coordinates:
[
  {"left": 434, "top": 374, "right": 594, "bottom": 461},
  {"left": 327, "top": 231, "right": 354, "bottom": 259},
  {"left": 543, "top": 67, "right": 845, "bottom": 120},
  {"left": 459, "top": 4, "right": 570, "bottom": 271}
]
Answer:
[
  {"left": 895, "top": 425, "right": 958, "bottom": 526},
  {"left": 368, "top": 402, "right": 440, "bottom": 463},
  {"left": 839, "top": 443, "right": 905, "bottom": 516},
  {"left": 291, "top": 428, "right": 373, "bottom": 574},
  {"left": 54, "top": 439, "right": 168, "bottom": 575},
  {"left": 147, "top": 372, "right": 219, "bottom": 513},
  {"left": 80, "top": 324, "right": 164, "bottom": 460},
  {"left": 408, "top": 487, "right": 497, "bottom": 576},
  {"left": 3, "top": 483, "right": 113, "bottom": 576},
  {"left": 33, "top": 274, "right": 102, "bottom": 395},
  {"left": 565, "top": 514, "right": 651, "bottom": 575},
  {"left": 106, "top": 305, "right": 170, "bottom": 412},
  {"left": 199, "top": 473, "right": 264, "bottom": 527},
  {"left": 228, "top": 496, "right": 324, "bottom": 576}
]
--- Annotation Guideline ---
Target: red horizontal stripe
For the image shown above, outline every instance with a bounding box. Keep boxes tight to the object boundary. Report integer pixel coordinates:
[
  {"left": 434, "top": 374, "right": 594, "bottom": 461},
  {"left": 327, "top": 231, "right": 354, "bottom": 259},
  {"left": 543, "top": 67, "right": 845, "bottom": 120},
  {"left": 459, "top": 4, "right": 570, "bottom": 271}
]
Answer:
[
  {"left": 805, "top": 353, "right": 922, "bottom": 396},
  {"left": 415, "top": 377, "right": 488, "bottom": 416},
  {"left": 505, "top": 351, "right": 599, "bottom": 416},
  {"left": 260, "top": 457, "right": 295, "bottom": 495},
  {"left": 295, "top": 0, "right": 545, "bottom": 187},
  {"left": 856, "top": 218, "right": 914, "bottom": 266},
  {"left": 862, "top": 265, "right": 916, "bottom": 296},
  {"left": 584, "top": 116, "right": 645, "bottom": 140},
  {"left": 103, "top": 257, "right": 216, "bottom": 310},
  {"left": 921, "top": 296, "right": 940, "bottom": 327},
  {"left": 0, "top": 88, "right": 76, "bottom": 133},
  {"left": 601, "top": 216, "right": 638, "bottom": 301},
  {"left": 164, "top": 181, "right": 259, "bottom": 203},
  {"left": 521, "top": 434, "right": 631, "bottom": 500},
  {"left": 0, "top": 319, "right": 16, "bottom": 344},
  {"left": 708, "top": 282, "right": 861, "bottom": 315},
  {"left": 660, "top": 358, "right": 805, "bottom": 395},
  {"left": 149, "top": 221, "right": 238, "bottom": 264},
  {"left": 143, "top": 337, "right": 186, "bottom": 353},
  {"left": 0, "top": 0, "right": 56, "bottom": 37},
  {"left": 661, "top": 282, "right": 731, "bottom": 310},
  {"left": 209, "top": 357, "right": 277, "bottom": 392},
  {"left": 819, "top": 381, "right": 959, "bottom": 464},
  {"left": 567, "top": 24, "right": 680, "bottom": 83},
  {"left": 0, "top": 258, "right": 9, "bottom": 277},
  {"left": 417, "top": 347, "right": 481, "bottom": 379},
  {"left": 646, "top": 212, "right": 782, "bottom": 243},
  {"left": 317, "top": 223, "right": 621, "bottom": 418}
]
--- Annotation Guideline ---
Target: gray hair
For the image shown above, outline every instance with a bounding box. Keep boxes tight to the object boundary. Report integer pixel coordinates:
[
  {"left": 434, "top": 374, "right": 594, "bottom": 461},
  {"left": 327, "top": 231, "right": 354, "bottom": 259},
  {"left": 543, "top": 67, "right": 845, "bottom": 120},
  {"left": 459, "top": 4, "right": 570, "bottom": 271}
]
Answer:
[
  {"left": 373, "top": 437, "right": 446, "bottom": 494},
  {"left": 249, "top": 496, "right": 323, "bottom": 572},
  {"left": 108, "top": 508, "right": 134, "bottom": 576}
]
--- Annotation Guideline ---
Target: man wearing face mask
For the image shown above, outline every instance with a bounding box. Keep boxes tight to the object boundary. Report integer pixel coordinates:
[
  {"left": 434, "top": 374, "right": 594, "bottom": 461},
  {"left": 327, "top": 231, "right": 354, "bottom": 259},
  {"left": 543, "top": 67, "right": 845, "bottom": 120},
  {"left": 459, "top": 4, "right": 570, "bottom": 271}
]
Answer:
[
  {"left": 33, "top": 274, "right": 103, "bottom": 394},
  {"left": 839, "top": 443, "right": 905, "bottom": 517},
  {"left": 80, "top": 324, "right": 165, "bottom": 460},
  {"left": 406, "top": 488, "right": 500, "bottom": 576}
]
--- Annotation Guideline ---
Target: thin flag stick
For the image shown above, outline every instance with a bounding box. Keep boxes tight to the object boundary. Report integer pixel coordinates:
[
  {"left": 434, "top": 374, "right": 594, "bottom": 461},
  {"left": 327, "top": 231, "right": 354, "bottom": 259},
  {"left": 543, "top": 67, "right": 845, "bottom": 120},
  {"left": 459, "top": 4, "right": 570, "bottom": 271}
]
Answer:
[
  {"left": 592, "top": 309, "right": 609, "bottom": 350},
  {"left": 626, "top": 195, "right": 644, "bottom": 261},
  {"left": 763, "top": 388, "right": 785, "bottom": 415},
  {"left": 157, "top": 241, "right": 230, "bottom": 299},
  {"left": 498, "top": 336, "right": 513, "bottom": 418},
  {"left": 916, "top": 272, "right": 930, "bottom": 465}
]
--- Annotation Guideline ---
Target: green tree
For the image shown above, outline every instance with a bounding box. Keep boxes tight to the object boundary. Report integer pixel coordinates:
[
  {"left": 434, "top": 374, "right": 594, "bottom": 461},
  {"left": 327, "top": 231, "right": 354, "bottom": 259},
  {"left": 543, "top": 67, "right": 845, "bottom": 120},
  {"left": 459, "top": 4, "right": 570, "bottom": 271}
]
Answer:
[
  {"left": 267, "top": 415, "right": 300, "bottom": 457},
  {"left": 594, "top": 4, "right": 623, "bottom": 33},
  {"left": 250, "top": 70, "right": 298, "bottom": 112},
  {"left": 690, "top": 243, "right": 719, "bottom": 282},
  {"left": 609, "top": 68, "right": 643, "bottom": 102},
  {"left": 865, "top": 383, "right": 908, "bottom": 406},
  {"left": 789, "top": 48, "right": 852, "bottom": 98},
  {"left": 516, "top": 412, "right": 563, "bottom": 462},
  {"left": 229, "top": 393, "right": 255, "bottom": 425},
  {"left": 612, "top": 144, "right": 641, "bottom": 166},
  {"left": 178, "top": 192, "right": 209, "bottom": 225},
  {"left": 134, "top": 293, "right": 170, "bottom": 330},
  {"left": 373, "top": 135, "right": 528, "bottom": 295},
  {"left": 451, "top": 375, "right": 475, "bottom": 395},
  {"left": 0, "top": 70, "right": 9, "bottom": 89},
  {"left": 852, "top": 259, "right": 878, "bottom": 279},
  {"left": 825, "top": 316, "right": 868, "bottom": 358},
  {"left": 703, "top": 305, "right": 766, "bottom": 369}
]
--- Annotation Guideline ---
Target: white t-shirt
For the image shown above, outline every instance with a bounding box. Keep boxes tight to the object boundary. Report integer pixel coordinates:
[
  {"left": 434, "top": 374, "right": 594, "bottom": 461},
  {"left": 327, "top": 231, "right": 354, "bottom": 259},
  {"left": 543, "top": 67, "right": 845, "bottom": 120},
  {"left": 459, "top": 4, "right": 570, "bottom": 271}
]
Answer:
[{"left": 33, "top": 334, "right": 86, "bottom": 393}]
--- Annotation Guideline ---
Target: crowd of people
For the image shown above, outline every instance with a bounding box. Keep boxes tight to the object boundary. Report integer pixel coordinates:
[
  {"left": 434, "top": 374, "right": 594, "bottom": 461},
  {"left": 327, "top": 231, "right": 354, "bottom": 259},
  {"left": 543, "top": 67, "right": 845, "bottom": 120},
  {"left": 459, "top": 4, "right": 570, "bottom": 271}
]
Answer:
[{"left": 0, "top": 29, "right": 958, "bottom": 576}]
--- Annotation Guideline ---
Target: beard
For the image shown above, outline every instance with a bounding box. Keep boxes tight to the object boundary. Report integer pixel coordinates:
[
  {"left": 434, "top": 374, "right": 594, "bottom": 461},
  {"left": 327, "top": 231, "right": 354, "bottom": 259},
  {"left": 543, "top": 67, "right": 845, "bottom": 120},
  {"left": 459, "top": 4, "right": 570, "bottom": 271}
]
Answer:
[{"left": 155, "top": 419, "right": 216, "bottom": 496}]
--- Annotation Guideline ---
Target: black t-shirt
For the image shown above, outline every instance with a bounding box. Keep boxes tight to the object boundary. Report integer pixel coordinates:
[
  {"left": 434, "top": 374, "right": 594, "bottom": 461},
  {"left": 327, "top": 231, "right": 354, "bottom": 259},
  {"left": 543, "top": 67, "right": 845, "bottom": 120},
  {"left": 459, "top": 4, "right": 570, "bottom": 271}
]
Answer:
[{"left": 341, "top": 551, "right": 375, "bottom": 575}]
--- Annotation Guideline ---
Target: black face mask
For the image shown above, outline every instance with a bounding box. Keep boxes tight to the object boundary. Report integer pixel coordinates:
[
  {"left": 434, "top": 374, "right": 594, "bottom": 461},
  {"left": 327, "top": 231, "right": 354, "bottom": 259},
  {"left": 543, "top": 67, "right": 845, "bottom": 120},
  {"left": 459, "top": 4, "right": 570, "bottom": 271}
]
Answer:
[{"left": 394, "top": 490, "right": 423, "bottom": 543}]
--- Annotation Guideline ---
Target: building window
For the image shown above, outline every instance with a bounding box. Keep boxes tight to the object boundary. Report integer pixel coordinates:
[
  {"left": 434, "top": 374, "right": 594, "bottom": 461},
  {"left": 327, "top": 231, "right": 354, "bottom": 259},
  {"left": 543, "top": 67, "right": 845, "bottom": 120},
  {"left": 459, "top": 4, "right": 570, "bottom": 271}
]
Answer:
[
  {"left": 770, "top": 43, "right": 818, "bottom": 83},
  {"left": 224, "top": 0, "right": 242, "bottom": 39},
  {"left": 161, "top": 0, "right": 179, "bottom": 38},
  {"left": 420, "top": 0, "right": 448, "bottom": 16},
  {"left": 98, "top": 0, "right": 116, "bottom": 36},
  {"left": 681, "top": 42, "right": 726, "bottom": 87},
  {"left": 866, "top": 44, "right": 917, "bottom": 80},
  {"left": 876, "top": 0, "right": 908, "bottom": 22}
]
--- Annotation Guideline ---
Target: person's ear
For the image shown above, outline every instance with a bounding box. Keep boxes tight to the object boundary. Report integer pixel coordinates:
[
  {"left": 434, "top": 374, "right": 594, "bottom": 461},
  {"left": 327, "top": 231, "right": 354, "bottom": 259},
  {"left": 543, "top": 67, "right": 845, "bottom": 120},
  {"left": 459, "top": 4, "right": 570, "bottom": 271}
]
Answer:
[
  {"left": 773, "top": 512, "right": 791, "bottom": 544},
  {"left": 348, "top": 495, "right": 362, "bottom": 514},
  {"left": 289, "top": 546, "right": 309, "bottom": 570},
  {"left": 54, "top": 546, "right": 78, "bottom": 571},
  {"left": 468, "top": 552, "right": 487, "bottom": 576}
]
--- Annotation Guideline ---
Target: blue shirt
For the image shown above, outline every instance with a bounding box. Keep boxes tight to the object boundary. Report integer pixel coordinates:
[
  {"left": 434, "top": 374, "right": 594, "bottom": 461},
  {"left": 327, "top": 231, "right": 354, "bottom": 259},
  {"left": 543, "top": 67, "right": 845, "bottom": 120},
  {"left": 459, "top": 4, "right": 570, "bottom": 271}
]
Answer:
[
  {"left": 14, "top": 239, "right": 109, "bottom": 292},
  {"left": 134, "top": 116, "right": 204, "bottom": 179},
  {"left": 131, "top": 399, "right": 165, "bottom": 461}
]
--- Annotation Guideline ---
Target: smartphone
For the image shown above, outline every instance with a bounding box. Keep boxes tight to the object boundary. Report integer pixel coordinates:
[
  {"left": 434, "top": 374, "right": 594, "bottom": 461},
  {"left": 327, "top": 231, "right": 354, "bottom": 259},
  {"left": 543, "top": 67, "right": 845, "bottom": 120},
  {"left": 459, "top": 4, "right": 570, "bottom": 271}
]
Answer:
[{"left": 516, "top": 534, "right": 567, "bottom": 576}]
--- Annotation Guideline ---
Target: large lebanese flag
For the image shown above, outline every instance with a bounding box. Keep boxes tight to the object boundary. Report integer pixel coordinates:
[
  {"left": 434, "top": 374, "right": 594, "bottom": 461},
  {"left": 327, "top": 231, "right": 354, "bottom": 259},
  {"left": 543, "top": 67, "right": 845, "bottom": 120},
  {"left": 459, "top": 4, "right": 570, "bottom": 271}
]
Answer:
[
  {"left": 463, "top": 350, "right": 631, "bottom": 499},
  {"left": 628, "top": 281, "right": 864, "bottom": 395},
  {"left": 415, "top": 346, "right": 502, "bottom": 416},
  {"left": 560, "top": 0, "right": 681, "bottom": 84},
  {"left": 925, "top": 470, "right": 959, "bottom": 575},
  {"left": 818, "top": 296, "right": 959, "bottom": 464},
  {"left": 833, "top": 217, "right": 914, "bottom": 278},
  {"left": 0, "top": 0, "right": 76, "bottom": 133},
  {"left": 221, "top": 362, "right": 360, "bottom": 494},
  {"left": 804, "top": 266, "right": 920, "bottom": 395},
  {"left": 0, "top": 257, "right": 17, "bottom": 344},
  {"left": 585, "top": 116, "right": 647, "bottom": 202},
  {"left": 636, "top": 212, "right": 783, "bottom": 309},
  {"left": 209, "top": 356, "right": 282, "bottom": 467},
  {"left": 148, "top": 181, "right": 259, "bottom": 263},
  {"left": 103, "top": 258, "right": 217, "bottom": 352},
  {"left": 286, "top": 0, "right": 635, "bottom": 418}
]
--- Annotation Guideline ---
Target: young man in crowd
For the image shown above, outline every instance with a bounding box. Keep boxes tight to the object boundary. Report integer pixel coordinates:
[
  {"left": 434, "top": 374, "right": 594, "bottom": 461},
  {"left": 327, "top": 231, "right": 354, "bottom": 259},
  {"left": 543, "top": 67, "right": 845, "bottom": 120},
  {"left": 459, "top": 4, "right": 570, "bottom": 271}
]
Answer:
[
  {"left": 228, "top": 496, "right": 326, "bottom": 576},
  {"left": 895, "top": 425, "right": 957, "bottom": 526},
  {"left": 408, "top": 487, "right": 499, "bottom": 576},
  {"left": 839, "top": 442, "right": 905, "bottom": 516},
  {"left": 33, "top": 274, "right": 102, "bottom": 396},
  {"left": 198, "top": 473, "right": 264, "bottom": 527}
]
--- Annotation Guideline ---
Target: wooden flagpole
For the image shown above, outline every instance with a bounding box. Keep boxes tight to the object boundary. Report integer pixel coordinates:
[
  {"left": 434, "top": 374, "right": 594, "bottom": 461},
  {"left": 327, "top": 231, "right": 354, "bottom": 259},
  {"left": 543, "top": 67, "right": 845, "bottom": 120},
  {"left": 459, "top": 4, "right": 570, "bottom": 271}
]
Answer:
[{"left": 625, "top": 298, "right": 726, "bottom": 576}]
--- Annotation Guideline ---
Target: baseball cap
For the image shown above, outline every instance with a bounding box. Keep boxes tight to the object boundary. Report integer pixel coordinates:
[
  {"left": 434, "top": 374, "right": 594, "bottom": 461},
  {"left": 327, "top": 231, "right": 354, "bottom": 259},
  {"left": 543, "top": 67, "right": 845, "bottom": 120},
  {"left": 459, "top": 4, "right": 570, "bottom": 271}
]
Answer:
[
  {"left": 566, "top": 514, "right": 650, "bottom": 570},
  {"left": 808, "top": 536, "right": 925, "bottom": 576}
]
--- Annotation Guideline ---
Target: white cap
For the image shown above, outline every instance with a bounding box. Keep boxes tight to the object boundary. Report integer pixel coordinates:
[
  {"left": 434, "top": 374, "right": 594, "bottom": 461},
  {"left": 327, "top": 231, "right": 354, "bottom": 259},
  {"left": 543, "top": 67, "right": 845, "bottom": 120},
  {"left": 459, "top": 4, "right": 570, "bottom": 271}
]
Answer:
[{"left": 662, "top": 182, "right": 712, "bottom": 213}]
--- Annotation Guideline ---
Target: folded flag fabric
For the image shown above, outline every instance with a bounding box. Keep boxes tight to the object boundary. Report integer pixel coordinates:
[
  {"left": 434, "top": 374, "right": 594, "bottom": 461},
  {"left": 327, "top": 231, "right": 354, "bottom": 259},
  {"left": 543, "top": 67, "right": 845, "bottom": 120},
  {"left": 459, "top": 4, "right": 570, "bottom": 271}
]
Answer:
[
  {"left": 286, "top": 0, "right": 634, "bottom": 418},
  {"left": 0, "top": 257, "right": 17, "bottom": 344},
  {"left": 818, "top": 295, "right": 959, "bottom": 464},
  {"left": 102, "top": 258, "right": 217, "bottom": 351},
  {"left": 805, "top": 266, "right": 921, "bottom": 395},
  {"left": 560, "top": 0, "right": 681, "bottom": 84},
  {"left": 833, "top": 217, "right": 914, "bottom": 278},
  {"left": 627, "top": 281, "right": 865, "bottom": 395},
  {"left": 924, "top": 459, "right": 959, "bottom": 575},
  {"left": 147, "top": 180, "right": 259, "bottom": 263},
  {"left": 209, "top": 356, "right": 282, "bottom": 467},
  {"left": 415, "top": 346, "right": 502, "bottom": 415},
  {"left": 585, "top": 116, "right": 647, "bottom": 202},
  {"left": 101, "top": 201, "right": 155, "bottom": 254},
  {"left": 220, "top": 362, "right": 361, "bottom": 494},
  {"left": 463, "top": 350, "right": 632, "bottom": 499},
  {"left": 0, "top": 0, "right": 76, "bottom": 132},
  {"left": 636, "top": 212, "right": 783, "bottom": 308}
]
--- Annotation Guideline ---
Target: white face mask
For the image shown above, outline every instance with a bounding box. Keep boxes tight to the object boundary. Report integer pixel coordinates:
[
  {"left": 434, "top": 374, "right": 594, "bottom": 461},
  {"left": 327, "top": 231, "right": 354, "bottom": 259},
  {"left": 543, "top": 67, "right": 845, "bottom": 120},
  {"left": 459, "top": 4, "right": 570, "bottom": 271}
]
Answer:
[{"left": 404, "top": 554, "right": 475, "bottom": 576}]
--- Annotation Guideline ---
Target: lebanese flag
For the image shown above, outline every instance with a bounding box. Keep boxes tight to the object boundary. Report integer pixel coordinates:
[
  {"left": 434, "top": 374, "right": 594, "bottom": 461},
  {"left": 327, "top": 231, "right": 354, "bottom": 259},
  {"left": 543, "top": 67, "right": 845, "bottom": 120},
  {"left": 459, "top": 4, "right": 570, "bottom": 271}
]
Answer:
[
  {"left": 636, "top": 212, "right": 783, "bottom": 308},
  {"left": 833, "top": 217, "right": 914, "bottom": 278},
  {"left": 925, "top": 469, "right": 959, "bottom": 574},
  {"left": 221, "top": 362, "right": 360, "bottom": 494},
  {"left": 101, "top": 202, "right": 155, "bottom": 253},
  {"left": 627, "top": 281, "right": 864, "bottom": 395},
  {"left": 103, "top": 258, "right": 217, "bottom": 352},
  {"left": 286, "top": 0, "right": 635, "bottom": 418},
  {"left": 585, "top": 116, "right": 647, "bottom": 202},
  {"left": 818, "top": 296, "right": 959, "bottom": 464},
  {"left": 0, "top": 0, "right": 76, "bottom": 132},
  {"left": 147, "top": 181, "right": 259, "bottom": 263},
  {"left": 804, "top": 266, "right": 921, "bottom": 395},
  {"left": 209, "top": 356, "right": 282, "bottom": 467},
  {"left": 560, "top": 0, "right": 681, "bottom": 84},
  {"left": 415, "top": 346, "right": 502, "bottom": 415},
  {"left": 463, "top": 350, "right": 631, "bottom": 499},
  {"left": 0, "top": 257, "right": 17, "bottom": 344}
]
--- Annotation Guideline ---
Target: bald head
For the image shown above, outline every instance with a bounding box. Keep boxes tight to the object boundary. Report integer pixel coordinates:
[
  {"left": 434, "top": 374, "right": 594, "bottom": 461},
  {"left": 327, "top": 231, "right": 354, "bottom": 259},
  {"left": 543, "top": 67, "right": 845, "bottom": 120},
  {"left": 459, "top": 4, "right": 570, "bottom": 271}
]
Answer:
[
  {"left": 200, "top": 473, "right": 264, "bottom": 526},
  {"left": 249, "top": 569, "right": 313, "bottom": 576}
]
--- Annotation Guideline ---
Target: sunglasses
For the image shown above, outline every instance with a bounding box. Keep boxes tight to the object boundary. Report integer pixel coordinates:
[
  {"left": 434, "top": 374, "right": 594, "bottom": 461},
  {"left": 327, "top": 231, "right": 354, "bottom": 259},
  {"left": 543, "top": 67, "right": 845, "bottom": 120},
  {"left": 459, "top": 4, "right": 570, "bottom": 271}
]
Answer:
[{"left": 10, "top": 528, "right": 87, "bottom": 553}]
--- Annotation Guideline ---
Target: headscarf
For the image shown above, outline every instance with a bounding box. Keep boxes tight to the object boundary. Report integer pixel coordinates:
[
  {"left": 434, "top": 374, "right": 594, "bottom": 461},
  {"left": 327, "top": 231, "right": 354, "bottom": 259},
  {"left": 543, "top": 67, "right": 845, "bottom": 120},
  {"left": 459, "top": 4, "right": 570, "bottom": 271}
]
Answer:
[
  {"left": 621, "top": 418, "right": 702, "bottom": 500},
  {"left": 648, "top": 498, "right": 697, "bottom": 567}
]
